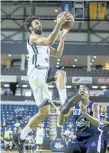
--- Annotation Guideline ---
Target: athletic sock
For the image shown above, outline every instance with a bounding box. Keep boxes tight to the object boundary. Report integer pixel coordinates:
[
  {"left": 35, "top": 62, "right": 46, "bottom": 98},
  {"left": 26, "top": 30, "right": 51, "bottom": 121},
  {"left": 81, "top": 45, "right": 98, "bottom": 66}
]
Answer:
[
  {"left": 59, "top": 88, "right": 67, "bottom": 105},
  {"left": 20, "top": 124, "right": 32, "bottom": 140}
]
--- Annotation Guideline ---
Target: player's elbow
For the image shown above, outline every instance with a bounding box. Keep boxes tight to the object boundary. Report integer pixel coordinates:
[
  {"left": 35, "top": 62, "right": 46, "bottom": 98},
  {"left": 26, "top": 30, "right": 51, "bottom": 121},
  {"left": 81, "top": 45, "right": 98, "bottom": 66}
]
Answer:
[
  {"left": 49, "top": 40, "right": 54, "bottom": 46},
  {"left": 46, "top": 38, "right": 54, "bottom": 46}
]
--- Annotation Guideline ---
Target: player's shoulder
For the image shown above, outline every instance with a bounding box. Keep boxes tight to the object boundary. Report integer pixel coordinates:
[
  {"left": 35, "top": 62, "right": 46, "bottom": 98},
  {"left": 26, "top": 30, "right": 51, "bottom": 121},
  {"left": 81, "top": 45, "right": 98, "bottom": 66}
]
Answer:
[
  {"left": 89, "top": 100, "right": 93, "bottom": 105},
  {"left": 29, "top": 34, "right": 40, "bottom": 44},
  {"left": 89, "top": 101, "right": 98, "bottom": 107}
]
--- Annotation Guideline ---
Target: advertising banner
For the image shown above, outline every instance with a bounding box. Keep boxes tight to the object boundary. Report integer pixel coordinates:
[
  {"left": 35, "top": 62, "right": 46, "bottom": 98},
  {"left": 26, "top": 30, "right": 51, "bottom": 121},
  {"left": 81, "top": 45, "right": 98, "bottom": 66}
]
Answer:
[
  {"left": 97, "top": 77, "right": 109, "bottom": 84},
  {"left": 72, "top": 77, "right": 92, "bottom": 84},
  {"left": 0, "top": 75, "right": 17, "bottom": 82}
]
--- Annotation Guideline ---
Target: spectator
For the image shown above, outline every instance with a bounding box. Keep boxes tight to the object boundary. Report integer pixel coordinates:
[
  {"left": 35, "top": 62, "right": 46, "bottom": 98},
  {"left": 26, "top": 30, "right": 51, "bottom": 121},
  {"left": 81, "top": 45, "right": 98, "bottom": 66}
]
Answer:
[
  {"left": 4, "top": 129, "right": 10, "bottom": 139},
  {"left": 17, "top": 127, "right": 22, "bottom": 134},
  {"left": 3, "top": 89, "right": 13, "bottom": 96},
  {"left": 14, "top": 120, "right": 20, "bottom": 128},
  {"left": 24, "top": 134, "right": 35, "bottom": 151},
  {"left": 13, "top": 127, "right": 17, "bottom": 134},
  {"left": 4, "top": 131, "right": 13, "bottom": 150},
  {"left": 0, "top": 132, "right": 4, "bottom": 151},
  {"left": 8, "top": 127, "right": 13, "bottom": 135}
]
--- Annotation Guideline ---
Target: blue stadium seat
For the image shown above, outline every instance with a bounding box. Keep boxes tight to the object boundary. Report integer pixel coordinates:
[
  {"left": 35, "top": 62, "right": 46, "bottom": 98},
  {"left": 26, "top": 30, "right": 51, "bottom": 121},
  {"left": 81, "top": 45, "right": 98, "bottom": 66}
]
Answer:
[{"left": 1, "top": 104, "right": 43, "bottom": 133}]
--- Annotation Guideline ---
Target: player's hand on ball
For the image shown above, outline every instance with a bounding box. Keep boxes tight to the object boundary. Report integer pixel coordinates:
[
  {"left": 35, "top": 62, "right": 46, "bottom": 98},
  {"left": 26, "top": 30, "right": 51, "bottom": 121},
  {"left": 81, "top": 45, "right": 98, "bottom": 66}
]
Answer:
[{"left": 57, "top": 12, "right": 72, "bottom": 25}]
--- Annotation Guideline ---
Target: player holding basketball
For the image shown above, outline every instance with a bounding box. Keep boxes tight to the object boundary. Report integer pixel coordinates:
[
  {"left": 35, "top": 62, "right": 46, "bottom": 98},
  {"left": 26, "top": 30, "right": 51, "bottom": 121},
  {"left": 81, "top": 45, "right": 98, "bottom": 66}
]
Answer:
[
  {"left": 13, "top": 13, "right": 77, "bottom": 153},
  {"left": 60, "top": 85, "right": 106, "bottom": 153}
]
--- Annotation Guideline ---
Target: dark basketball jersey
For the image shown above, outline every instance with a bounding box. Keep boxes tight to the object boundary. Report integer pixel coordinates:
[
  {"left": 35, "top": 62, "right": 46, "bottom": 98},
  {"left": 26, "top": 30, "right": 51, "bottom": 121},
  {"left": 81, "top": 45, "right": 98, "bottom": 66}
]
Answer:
[
  {"left": 100, "top": 113, "right": 109, "bottom": 121},
  {"left": 73, "top": 101, "right": 100, "bottom": 140},
  {"left": 99, "top": 113, "right": 109, "bottom": 144}
]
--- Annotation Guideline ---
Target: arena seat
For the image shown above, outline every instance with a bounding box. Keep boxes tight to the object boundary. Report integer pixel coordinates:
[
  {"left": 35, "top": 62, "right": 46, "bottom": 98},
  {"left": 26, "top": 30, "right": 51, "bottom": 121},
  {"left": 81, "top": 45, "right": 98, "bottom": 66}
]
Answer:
[
  {"left": 1, "top": 67, "right": 109, "bottom": 76},
  {"left": 1, "top": 104, "right": 49, "bottom": 133}
]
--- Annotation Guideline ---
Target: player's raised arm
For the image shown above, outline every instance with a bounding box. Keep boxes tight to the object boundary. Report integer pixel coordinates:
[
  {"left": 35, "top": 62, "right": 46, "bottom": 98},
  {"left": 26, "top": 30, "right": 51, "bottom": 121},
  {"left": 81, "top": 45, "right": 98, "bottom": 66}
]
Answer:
[
  {"left": 92, "top": 104, "right": 100, "bottom": 119},
  {"left": 47, "top": 13, "right": 71, "bottom": 46},
  {"left": 82, "top": 104, "right": 109, "bottom": 126},
  {"left": 81, "top": 105, "right": 100, "bottom": 127},
  {"left": 28, "top": 13, "right": 71, "bottom": 46},
  {"left": 50, "top": 29, "right": 69, "bottom": 58}
]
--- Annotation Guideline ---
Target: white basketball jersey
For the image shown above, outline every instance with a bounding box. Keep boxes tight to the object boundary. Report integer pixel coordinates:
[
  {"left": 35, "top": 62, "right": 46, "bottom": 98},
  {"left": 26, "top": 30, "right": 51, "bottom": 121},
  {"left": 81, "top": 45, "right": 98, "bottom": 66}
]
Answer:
[{"left": 27, "top": 40, "right": 50, "bottom": 68}]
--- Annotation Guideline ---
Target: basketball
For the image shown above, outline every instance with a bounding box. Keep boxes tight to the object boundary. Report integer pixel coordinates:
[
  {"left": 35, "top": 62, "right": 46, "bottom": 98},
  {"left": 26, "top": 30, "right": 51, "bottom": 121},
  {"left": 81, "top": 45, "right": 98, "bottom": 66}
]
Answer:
[{"left": 57, "top": 12, "right": 74, "bottom": 30}]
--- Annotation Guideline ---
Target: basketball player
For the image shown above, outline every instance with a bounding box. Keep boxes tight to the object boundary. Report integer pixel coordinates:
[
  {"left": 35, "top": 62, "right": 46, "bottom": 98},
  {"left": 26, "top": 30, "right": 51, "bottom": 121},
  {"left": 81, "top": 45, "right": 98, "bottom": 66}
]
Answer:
[
  {"left": 13, "top": 13, "right": 73, "bottom": 153},
  {"left": 59, "top": 85, "right": 106, "bottom": 153},
  {"left": 100, "top": 105, "right": 109, "bottom": 122},
  {"left": 81, "top": 104, "right": 109, "bottom": 153},
  {"left": 99, "top": 105, "right": 109, "bottom": 152}
]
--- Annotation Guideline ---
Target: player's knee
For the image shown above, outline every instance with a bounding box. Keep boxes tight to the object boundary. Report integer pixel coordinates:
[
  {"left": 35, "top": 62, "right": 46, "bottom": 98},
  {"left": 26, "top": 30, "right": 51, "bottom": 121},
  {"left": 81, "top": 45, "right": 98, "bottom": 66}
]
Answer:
[
  {"left": 56, "top": 70, "right": 66, "bottom": 79},
  {"left": 38, "top": 105, "right": 49, "bottom": 118}
]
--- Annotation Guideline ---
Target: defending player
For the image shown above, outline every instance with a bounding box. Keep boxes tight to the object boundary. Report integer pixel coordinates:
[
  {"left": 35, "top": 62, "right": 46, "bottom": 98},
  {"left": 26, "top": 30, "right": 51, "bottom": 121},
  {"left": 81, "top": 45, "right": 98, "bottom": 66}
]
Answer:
[{"left": 59, "top": 85, "right": 105, "bottom": 153}]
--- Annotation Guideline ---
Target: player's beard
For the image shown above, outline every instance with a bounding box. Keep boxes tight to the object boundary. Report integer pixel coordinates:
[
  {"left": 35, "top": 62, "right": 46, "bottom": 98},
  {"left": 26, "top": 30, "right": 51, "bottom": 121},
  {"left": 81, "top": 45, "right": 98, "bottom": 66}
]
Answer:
[{"left": 34, "top": 27, "right": 42, "bottom": 35}]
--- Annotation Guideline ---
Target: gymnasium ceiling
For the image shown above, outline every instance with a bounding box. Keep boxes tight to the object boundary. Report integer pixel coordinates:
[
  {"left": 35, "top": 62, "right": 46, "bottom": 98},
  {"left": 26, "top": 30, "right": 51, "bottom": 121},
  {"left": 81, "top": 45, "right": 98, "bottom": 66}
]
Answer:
[
  {"left": 1, "top": 1, "right": 109, "bottom": 68},
  {"left": 1, "top": 1, "right": 109, "bottom": 42}
]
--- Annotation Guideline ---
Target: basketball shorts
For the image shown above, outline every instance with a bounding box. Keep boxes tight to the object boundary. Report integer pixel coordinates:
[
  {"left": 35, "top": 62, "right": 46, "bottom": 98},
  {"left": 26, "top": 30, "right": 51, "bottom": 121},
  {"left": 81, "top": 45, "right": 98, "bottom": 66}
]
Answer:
[{"left": 27, "top": 67, "right": 57, "bottom": 108}]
